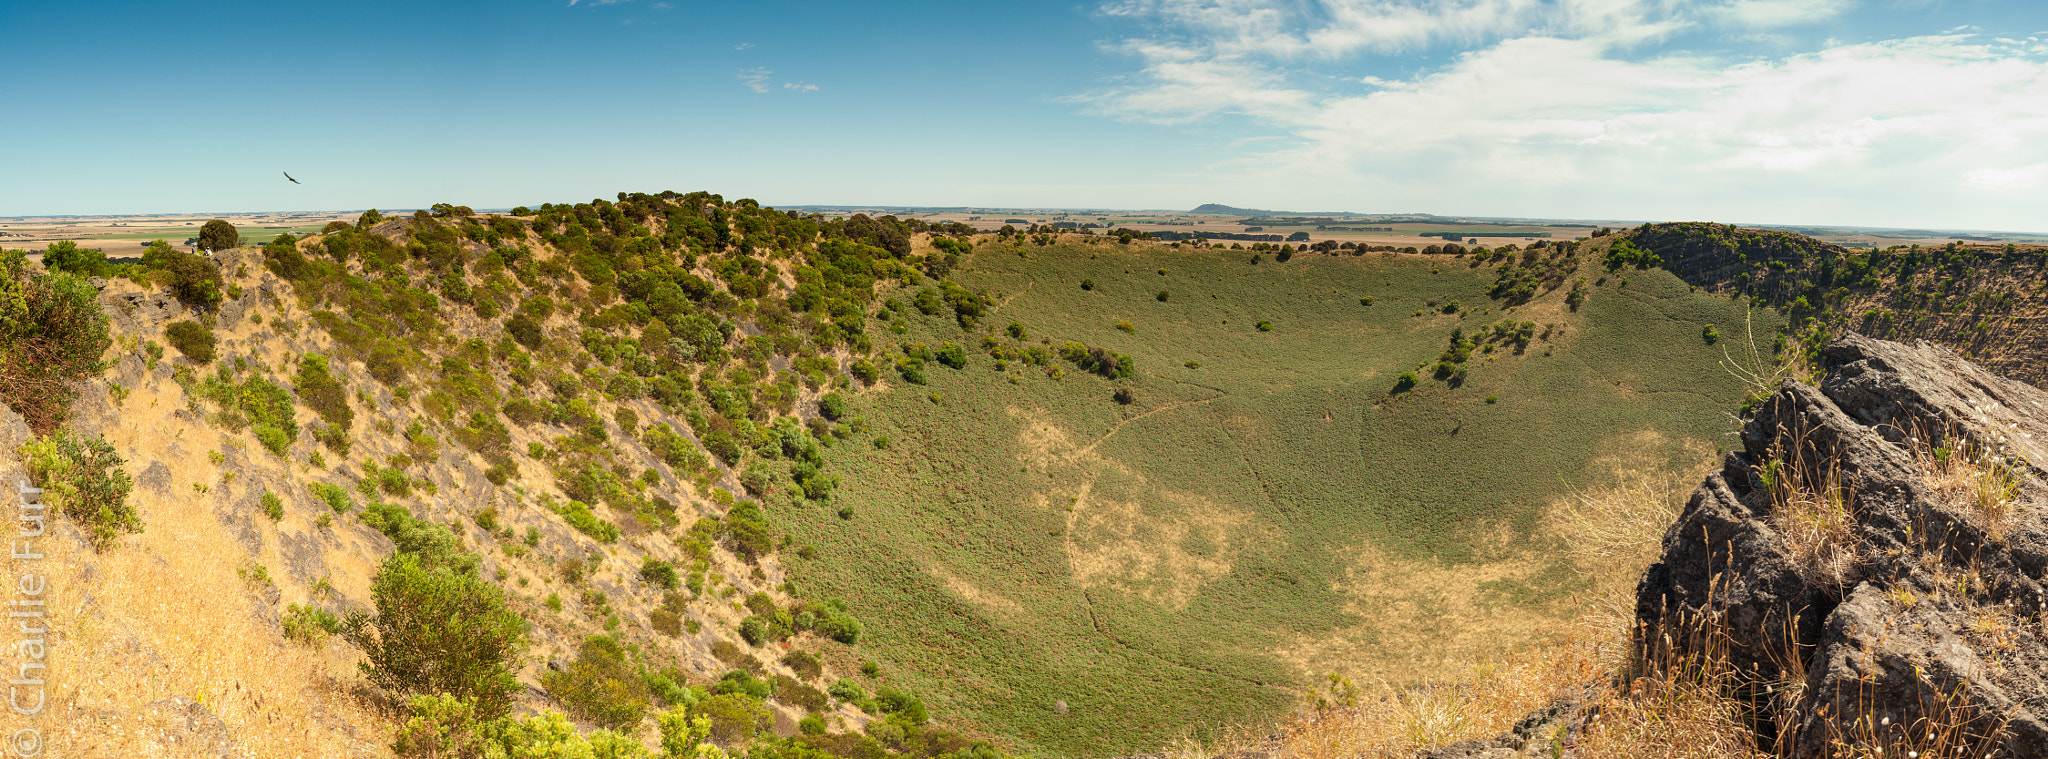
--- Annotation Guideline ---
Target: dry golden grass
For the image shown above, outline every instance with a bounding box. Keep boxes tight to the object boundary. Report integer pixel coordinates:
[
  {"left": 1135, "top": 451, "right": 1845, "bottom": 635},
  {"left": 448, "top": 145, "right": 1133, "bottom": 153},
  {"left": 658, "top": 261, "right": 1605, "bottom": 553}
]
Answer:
[
  {"left": 1759, "top": 438, "right": 1864, "bottom": 595},
  {"left": 1905, "top": 423, "right": 2027, "bottom": 542},
  {"left": 1154, "top": 468, "right": 1694, "bottom": 758},
  {"left": 10, "top": 381, "right": 395, "bottom": 757}
]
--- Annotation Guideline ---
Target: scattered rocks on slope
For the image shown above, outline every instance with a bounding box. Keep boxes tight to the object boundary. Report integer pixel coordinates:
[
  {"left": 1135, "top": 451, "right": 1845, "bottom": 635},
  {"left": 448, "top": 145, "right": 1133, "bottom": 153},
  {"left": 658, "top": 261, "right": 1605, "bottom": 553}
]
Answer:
[
  {"left": 1637, "top": 333, "right": 2048, "bottom": 756},
  {"left": 139, "top": 696, "right": 241, "bottom": 758}
]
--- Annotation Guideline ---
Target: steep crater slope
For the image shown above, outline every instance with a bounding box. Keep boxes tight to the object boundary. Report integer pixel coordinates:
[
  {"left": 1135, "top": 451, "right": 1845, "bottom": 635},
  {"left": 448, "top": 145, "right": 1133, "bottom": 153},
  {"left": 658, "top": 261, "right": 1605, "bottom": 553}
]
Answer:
[
  {"left": 1626, "top": 223, "right": 2048, "bottom": 385},
  {"left": 6, "top": 199, "right": 1019, "bottom": 758}
]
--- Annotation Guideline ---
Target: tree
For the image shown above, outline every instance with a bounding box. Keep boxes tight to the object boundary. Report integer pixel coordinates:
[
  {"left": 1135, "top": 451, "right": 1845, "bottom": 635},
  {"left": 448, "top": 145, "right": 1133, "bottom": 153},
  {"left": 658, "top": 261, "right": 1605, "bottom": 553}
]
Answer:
[
  {"left": 41, "top": 241, "right": 110, "bottom": 277},
  {"left": 198, "top": 219, "right": 239, "bottom": 252},
  {"left": 351, "top": 552, "right": 526, "bottom": 718}
]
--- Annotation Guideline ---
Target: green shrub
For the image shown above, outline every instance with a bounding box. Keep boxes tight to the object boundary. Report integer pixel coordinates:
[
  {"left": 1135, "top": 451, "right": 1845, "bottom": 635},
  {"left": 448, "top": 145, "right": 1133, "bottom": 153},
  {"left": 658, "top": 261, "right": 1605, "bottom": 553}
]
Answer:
[
  {"left": 309, "top": 481, "right": 354, "bottom": 513},
  {"left": 828, "top": 679, "right": 867, "bottom": 703},
  {"left": 935, "top": 342, "right": 967, "bottom": 369},
  {"left": 281, "top": 604, "right": 342, "bottom": 644},
  {"left": 738, "top": 461, "right": 777, "bottom": 495},
  {"left": 1702, "top": 324, "right": 1721, "bottom": 345},
  {"left": 294, "top": 354, "right": 351, "bottom": 430},
  {"left": 19, "top": 430, "right": 138, "bottom": 548},
  {"left": 541, "top": 635, "right": 651, "bottom": 730},
  {"left": 504, "top": 314, "right": 543, "bottom": 349},
  {"left": 643, "top": 423, "right": 707, "bottom": 472},
  {"left": 1255, "top": 320, "right": 1273, "bottom": 332},
  {"left": 1392, "top": 372, "right": 1418, "bottom": 393},
  {"left": 391, "top": 693, "right": 485, "bottom": 759},
  {"left": 875, "top": 687, "right": 930, "bottom": 724},
  {"left": 738, "top": 616, "right": 769, "bottom": 645},
  {"left": 817, "top": 393, "right": 847, "bottom": 421},
  {"left": 351, "top": 551, "right": 525, "bottom": 718},
  {"left": 896, "top": 357, "right": 927, "bottom": 385},
  {"left": 850, "top": 359, "right": 880, "bottom": 385},
  {"left": 141, "top": 240, "right": 223, "bottom": 307},
  {"left": 553, "top": 499, "right": 619, "bottom": 543},
  {"left": 651, "top": 608, "right": 682, "bottom": 636},
  {"left": 197, "top": 367, "right": 297, "bottom": 456},
  {"left": 711, "top": 640, "right": 754, "bottom": 671},
  {"left": 772, "top": 675, "right": 829, "bottom": 712},
  {"left": 502, "top": 397, "right": 545, "bottom": 426},
  {"left": 0, "top": 256, "right": 112, "bottom": 431},
  {"left": 696, "top": 692, "right": 772, "bottom": 745},
  {"left": 781, "top": 650, "right": 823, "bottom": 681},
  {"left": 639, "top": 558, "right": 678, "bottom": 589},
  {"left": 721, "top": 501, "right": 772, "bottom": 559},
  {"left": 1156, "top": 290, "right": 1169, "bottom": 302},
  {"left": 260, "top": 491, "right": 284, "bottom": 520}
]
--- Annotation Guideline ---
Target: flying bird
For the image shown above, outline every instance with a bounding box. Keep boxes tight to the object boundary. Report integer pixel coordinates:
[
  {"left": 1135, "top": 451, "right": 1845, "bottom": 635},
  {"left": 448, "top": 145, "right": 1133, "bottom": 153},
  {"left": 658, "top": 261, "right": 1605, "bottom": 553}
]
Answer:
[{"left": 283, "top": 171, "right": 300, "bottom": 185}]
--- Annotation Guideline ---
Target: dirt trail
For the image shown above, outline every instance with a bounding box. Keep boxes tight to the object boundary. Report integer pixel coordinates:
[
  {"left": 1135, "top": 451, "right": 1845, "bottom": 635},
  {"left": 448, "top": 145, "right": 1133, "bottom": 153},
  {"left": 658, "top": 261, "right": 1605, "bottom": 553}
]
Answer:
[{"left": 1074, "top": 387, "right": 1227, "bottom": 458}]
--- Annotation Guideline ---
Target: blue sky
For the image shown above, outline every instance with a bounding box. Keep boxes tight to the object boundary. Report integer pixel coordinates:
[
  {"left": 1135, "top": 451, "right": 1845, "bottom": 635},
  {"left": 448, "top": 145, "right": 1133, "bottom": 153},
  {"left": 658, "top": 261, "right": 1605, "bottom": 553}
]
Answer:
[{"left": 3, "top": 1, "right": 2043, "bottom": 231}]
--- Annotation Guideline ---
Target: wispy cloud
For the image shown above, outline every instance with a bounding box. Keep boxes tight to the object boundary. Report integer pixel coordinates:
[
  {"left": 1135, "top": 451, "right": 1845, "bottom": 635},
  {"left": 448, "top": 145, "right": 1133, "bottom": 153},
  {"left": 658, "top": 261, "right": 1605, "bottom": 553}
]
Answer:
[
  {"left": 566, "top": 0, "right": 635, "bottom": 6},
  {"left": 1082, "top": 0, "right": 2048, "bottom": 227},
  {"left": 738, "top": 68, "right": 773, "bottom": 93},
  {"left": 784, "top": 82, "right": 820, "bottom": 92},
  {"left": 735, "top": 42, "right": 753, "bottom": 51},
  {"left": 1710, "top": 0, "right": 1851, "bottom": 28}
]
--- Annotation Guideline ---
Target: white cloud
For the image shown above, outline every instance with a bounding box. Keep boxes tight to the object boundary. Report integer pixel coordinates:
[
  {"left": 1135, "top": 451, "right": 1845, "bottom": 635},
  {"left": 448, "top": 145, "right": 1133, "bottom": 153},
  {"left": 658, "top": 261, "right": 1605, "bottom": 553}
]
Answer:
[
  {"left": 738, "top": 68, "right": 773, "bottom": 93},
  {"left": 1711, "top": 0, "right": 1851, "bottom": 28},
  {"left": 1966, "top": 162, "right": 2048, "bottom": 189},
  {"left": 735, "top": 42, "right": 753, "bottom": 51},
  {"left": 1084, "top": 1, "right": 2048, "bottom": 228},
  {"left": 784, "top": 82, "right": 819, "bottom": 93}
]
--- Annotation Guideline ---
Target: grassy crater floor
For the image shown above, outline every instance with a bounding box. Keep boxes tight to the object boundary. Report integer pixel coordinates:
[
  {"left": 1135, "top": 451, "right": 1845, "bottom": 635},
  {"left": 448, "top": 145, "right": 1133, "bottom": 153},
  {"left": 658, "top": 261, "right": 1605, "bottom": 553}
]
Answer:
[{"left": 781, "top": 242, "right": 1767, "bottom": 757}]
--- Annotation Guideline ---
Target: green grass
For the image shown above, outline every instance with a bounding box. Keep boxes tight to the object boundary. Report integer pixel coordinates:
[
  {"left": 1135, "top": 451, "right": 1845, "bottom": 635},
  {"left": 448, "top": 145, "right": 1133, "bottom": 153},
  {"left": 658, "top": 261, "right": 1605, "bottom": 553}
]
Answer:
[{"left": 780, "top": 241, "right": 1770, "bottom": 756}]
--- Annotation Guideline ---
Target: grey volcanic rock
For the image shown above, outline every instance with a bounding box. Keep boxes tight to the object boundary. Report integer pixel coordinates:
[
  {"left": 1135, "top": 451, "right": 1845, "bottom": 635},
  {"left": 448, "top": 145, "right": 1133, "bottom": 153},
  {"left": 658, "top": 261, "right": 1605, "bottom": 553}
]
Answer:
[
  {"left": 140, "top": 696, "right": 241, "bottom": 757},
  {"left": 1420, "top": 686, "right": 1595, "bottom": 759},
  {"left": 1636, "top": 333, "right": 2048, "bottom": 756}
]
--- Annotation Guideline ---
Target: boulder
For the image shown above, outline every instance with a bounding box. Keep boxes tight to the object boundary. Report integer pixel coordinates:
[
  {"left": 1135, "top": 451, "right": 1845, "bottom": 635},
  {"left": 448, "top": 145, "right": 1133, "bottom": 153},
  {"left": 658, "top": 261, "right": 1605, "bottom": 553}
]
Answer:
[{"left": 1636, "top": 333, "right": 2048, "bottom": 756}]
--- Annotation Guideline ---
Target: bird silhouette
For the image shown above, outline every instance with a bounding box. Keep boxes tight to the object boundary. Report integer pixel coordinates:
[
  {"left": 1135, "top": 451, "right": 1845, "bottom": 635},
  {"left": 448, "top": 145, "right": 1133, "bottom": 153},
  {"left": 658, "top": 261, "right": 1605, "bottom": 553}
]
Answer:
[{"left": 283, "top": 171, "right": 300, "bottom": 185}]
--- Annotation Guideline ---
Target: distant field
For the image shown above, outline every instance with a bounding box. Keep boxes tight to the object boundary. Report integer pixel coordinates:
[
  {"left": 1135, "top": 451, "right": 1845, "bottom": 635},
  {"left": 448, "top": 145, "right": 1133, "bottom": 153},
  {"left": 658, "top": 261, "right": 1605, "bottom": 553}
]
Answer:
[
  {"left": 78, "top": 226, "right": 325, "bottom": 241},
  {"left": 781, "top": 240, "right": 1769, "bottom": 756}
]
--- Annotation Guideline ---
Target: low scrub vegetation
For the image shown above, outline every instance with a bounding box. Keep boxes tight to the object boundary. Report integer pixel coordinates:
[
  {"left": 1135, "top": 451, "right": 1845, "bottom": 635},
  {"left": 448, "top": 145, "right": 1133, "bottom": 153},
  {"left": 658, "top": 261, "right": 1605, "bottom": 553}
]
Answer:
[
  {"left": 0, "top": 249, "right": 113, "bottom": 431},
  {"left": 19, "top": 429, "right": 137, "bottom": 547},
  {"left": 164, "top": 320, "right": 215, "bottom": 363}
]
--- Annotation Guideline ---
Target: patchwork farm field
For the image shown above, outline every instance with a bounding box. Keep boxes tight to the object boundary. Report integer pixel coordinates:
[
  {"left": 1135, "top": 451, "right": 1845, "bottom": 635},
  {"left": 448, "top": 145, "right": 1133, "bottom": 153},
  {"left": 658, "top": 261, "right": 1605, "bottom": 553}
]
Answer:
[{"left": 778, "top": 240, "right": 1770, "bottom": 756}]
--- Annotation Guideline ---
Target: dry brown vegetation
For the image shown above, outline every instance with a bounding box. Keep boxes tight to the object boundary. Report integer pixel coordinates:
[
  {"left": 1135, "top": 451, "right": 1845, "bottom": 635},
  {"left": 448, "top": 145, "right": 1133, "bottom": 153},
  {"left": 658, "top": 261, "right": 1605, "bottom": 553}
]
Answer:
[{"left": 1155, "top": 451, "right": 2012, "bottom": 759}]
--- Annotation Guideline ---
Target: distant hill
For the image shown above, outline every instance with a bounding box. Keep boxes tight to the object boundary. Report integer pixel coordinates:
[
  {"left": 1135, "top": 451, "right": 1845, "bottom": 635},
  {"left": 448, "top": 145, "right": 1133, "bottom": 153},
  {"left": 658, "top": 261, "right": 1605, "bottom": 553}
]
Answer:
[{"left": 1189, "top": 203, "right": 1282, "bottom": 216}]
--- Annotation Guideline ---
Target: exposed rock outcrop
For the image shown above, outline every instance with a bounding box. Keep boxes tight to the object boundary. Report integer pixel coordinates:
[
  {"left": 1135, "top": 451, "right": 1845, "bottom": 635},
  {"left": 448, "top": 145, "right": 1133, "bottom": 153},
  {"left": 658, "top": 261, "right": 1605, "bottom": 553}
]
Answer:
[{"left": 1637, "top": 333, "right": 2048, "bottom": 756}]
